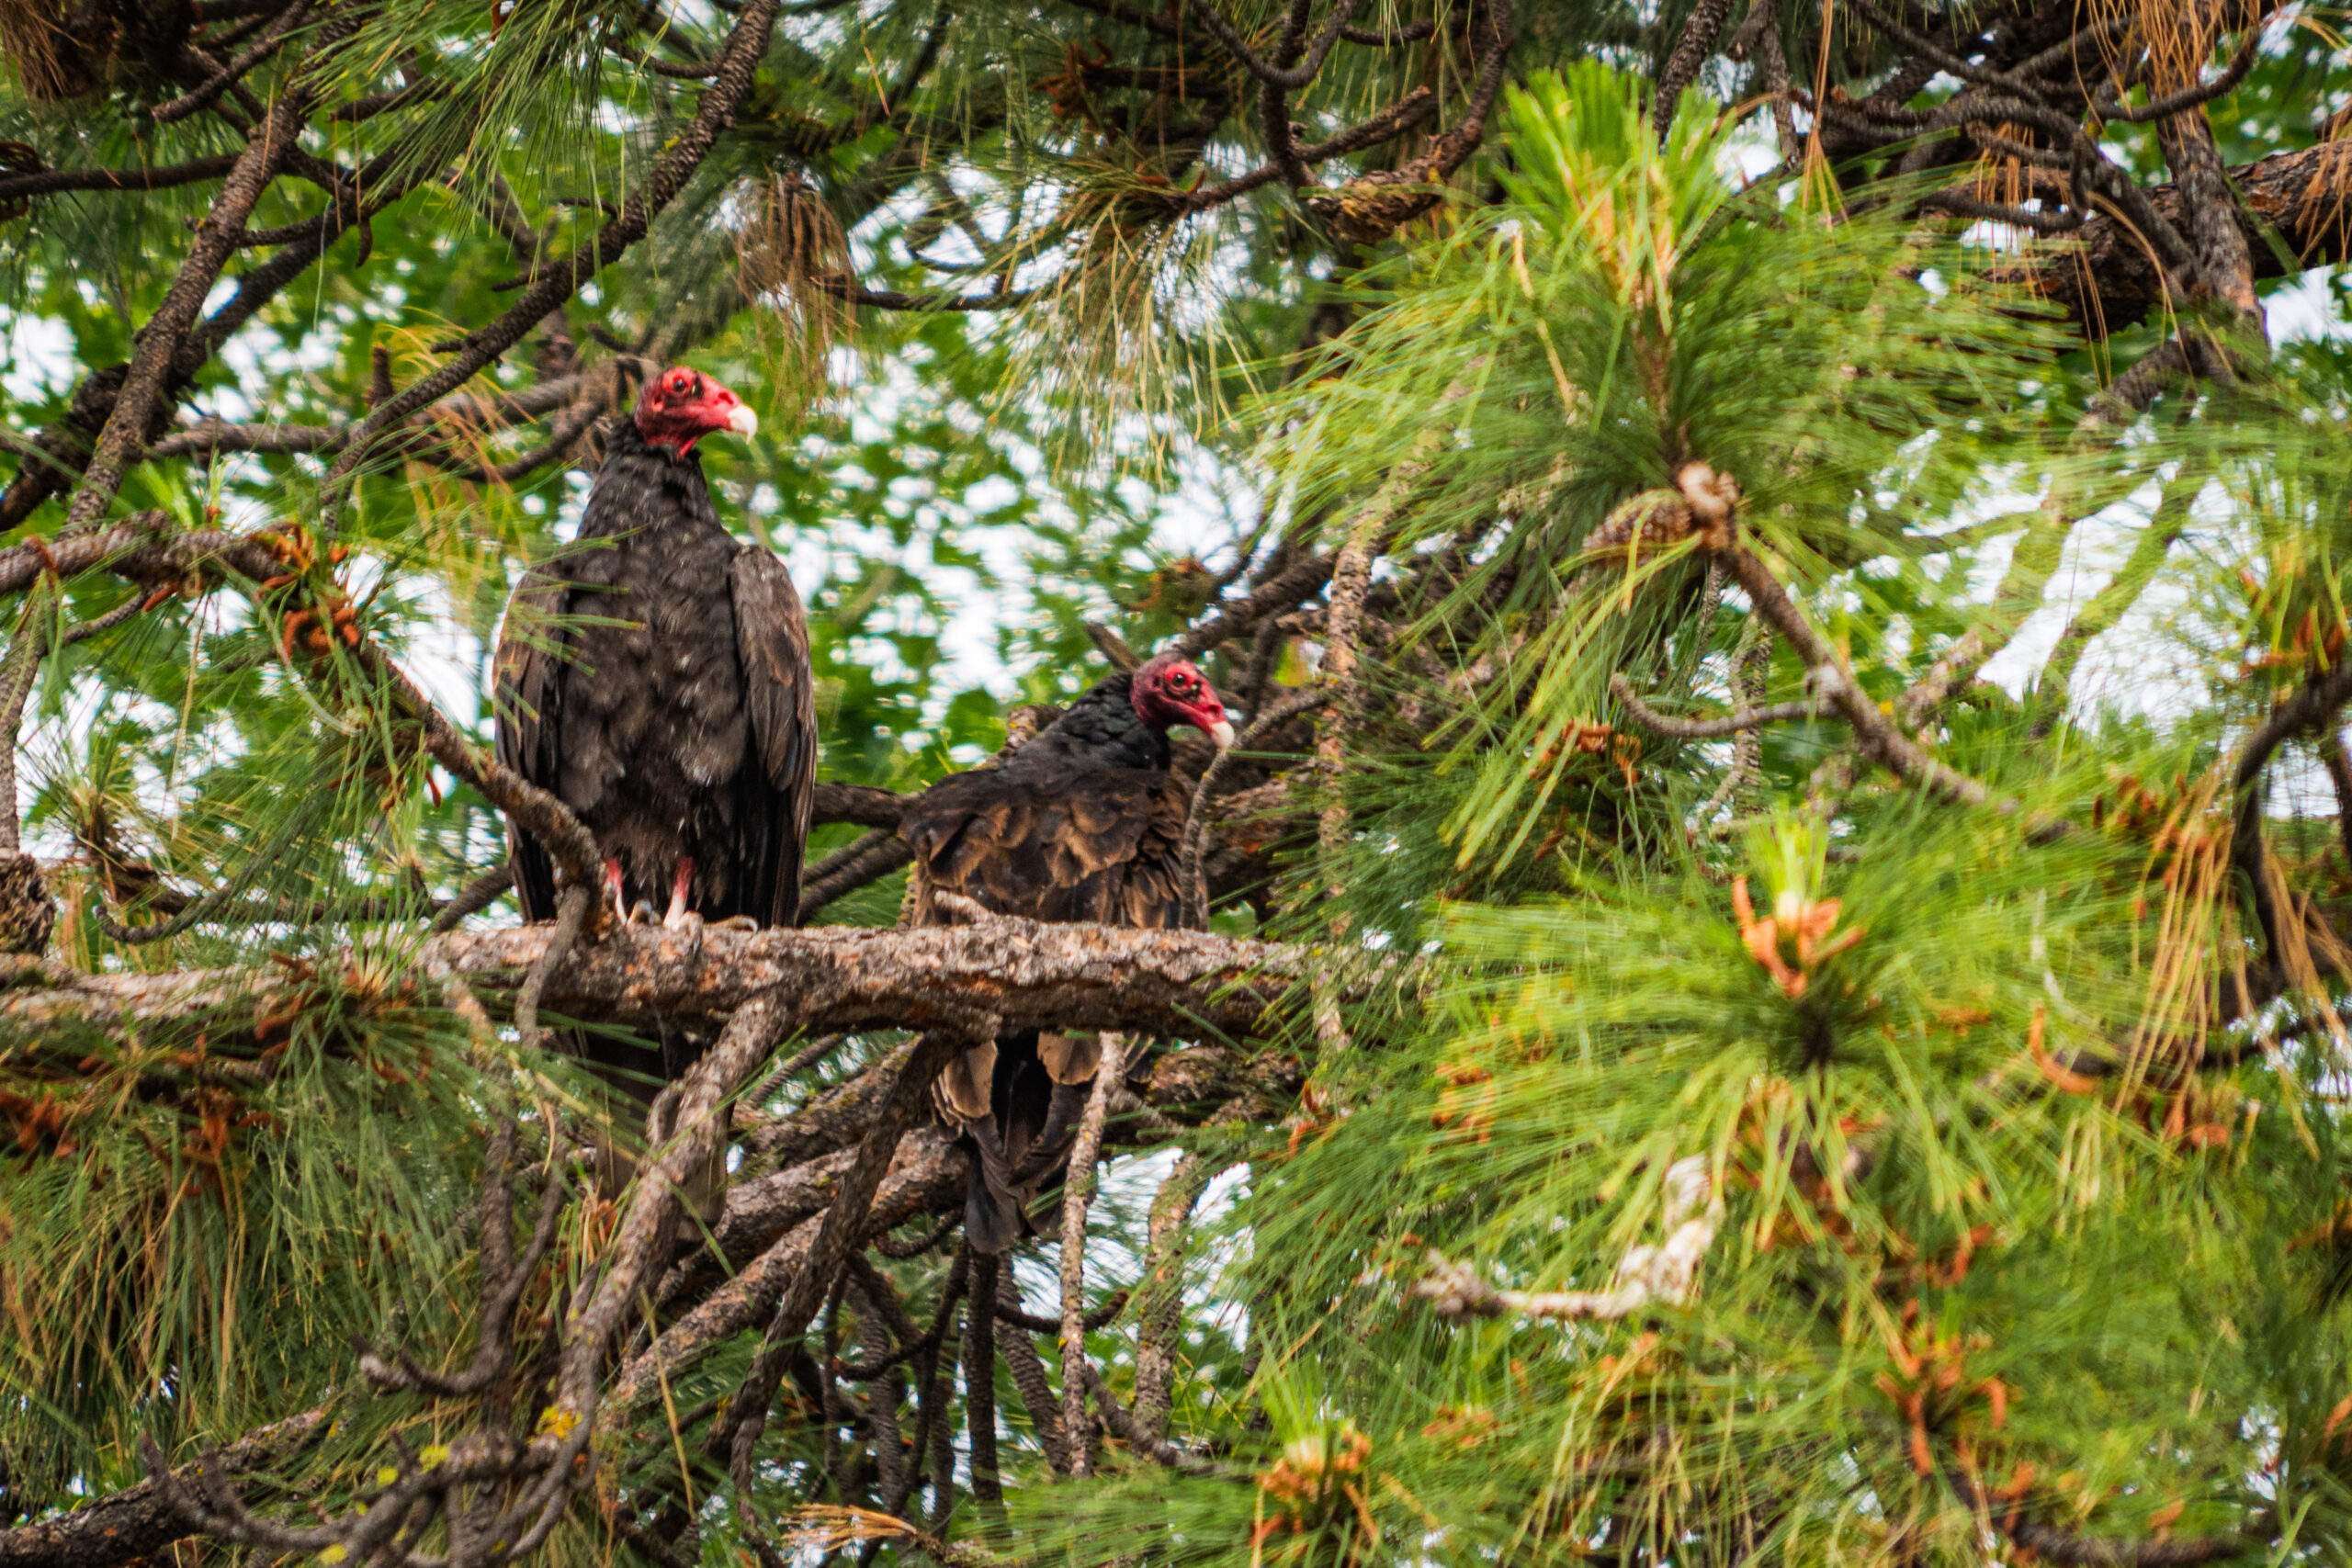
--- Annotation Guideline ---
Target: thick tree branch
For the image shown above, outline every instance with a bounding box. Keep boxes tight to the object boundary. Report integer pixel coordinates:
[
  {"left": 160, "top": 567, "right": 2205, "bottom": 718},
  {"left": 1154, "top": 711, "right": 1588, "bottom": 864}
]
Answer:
[
  {"left": 0, "top": 1409, "right": 331, "bottom": 1568},
  {"left": 1996, "top": 140, "right": 2352, "bottom": 332},
  {"left": 0, "top": 918, "right": 1313, "bottom": 1040}
]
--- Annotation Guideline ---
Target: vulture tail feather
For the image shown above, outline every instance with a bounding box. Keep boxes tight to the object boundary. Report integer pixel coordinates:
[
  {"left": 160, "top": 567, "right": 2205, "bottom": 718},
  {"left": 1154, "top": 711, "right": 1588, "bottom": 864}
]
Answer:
[{"left": 964, "top": 1113, "right": 1023, "bottom": 1256}]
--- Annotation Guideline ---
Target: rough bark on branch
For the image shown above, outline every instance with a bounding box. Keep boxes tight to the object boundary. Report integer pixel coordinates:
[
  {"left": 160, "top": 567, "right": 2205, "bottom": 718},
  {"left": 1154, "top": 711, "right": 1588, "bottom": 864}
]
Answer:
[
  {"left": 0, "top": 514, "right": 278, "bottom": 598},
  {"left": 613, "top": 1127, "right": 968, "bottom": 1413},
  {"left": 61, "top": 99, "right": 307, "bottom": 533},
  {"left": 0, "top": 919, "right": 1310, "bottom": 1040},
  {"left": 0, "top": 1407, "right": 329, "bottom": 1568},
  {"left": 1999, "top": 140, "right": 2352, "bottom": 332}
]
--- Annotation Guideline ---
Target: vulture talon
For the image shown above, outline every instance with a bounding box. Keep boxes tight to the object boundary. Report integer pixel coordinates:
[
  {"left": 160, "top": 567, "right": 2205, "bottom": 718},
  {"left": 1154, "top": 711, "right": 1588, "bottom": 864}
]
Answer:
[
  {"left": 932, "top": 889, "right": 996, "bottom": 924},
  {"left": 628, "top": 900, "right": 658, "bottom": 926},
  {"left": 712, "top": 915, "right": 760, "bottom": 932}
]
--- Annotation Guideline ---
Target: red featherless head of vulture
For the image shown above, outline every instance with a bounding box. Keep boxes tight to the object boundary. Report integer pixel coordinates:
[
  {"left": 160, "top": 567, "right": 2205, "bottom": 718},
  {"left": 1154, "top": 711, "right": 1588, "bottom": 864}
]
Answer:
[
  {"left": 1131, "top": 655, "right": 1235, "bottom": 749},
  {"left": 634, "top": 366, "right": 759, "bottom": 458}
]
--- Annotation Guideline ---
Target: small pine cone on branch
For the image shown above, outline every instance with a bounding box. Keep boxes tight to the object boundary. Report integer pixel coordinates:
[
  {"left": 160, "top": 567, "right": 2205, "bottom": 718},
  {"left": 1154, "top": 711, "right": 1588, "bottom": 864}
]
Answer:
[
  {"left": 1574, "top": 489, "right": 1695, "bottom": 592},
  {"left": 0, "top": 854, "right": 56, "bottom": 954}
]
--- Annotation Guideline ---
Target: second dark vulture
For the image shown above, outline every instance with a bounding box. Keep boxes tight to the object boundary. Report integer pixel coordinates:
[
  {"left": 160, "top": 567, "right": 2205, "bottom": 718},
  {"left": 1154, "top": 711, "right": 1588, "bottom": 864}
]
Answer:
[
  {"left": 493, "top": 366, "right": 816, "bottom": 1100},
  {"left": 901, "top": 653, "right": 1234, "bottom": 1252}
]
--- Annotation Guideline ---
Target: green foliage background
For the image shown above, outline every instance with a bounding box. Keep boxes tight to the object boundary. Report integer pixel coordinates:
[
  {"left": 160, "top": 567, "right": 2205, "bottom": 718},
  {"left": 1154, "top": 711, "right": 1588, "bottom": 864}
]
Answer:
[{"left": 4, "top": 0, "right": 2352, "bottom": 1562}]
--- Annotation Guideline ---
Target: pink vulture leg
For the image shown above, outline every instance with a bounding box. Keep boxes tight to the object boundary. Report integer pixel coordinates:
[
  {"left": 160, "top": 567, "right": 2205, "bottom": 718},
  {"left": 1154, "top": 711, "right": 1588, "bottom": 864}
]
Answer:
[
  {"left": 603, "top": 858, "right": 629, "bottom": 928},
  {"left": 663, "top": 857, "right": 697, "bottom": 931}
]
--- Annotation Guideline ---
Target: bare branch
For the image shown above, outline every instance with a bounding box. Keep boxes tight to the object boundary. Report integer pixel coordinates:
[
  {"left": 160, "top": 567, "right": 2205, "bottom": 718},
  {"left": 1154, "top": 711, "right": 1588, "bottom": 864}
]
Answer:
[
  {"left": 1057, "top": 1031, "right": 1129, "bottom": 1475},
  {"left": 2095, "top": 28, "right": 2261, "bottom": 125},
  {"left": 1609, "top": 673, "right": 1815, "bottom": 739},
  {"left": 1181, "top": 0, "right": 1367, "bottom": 91},
  {"left": 1183, "top": 85, "right": 1440, "bottom": 208},
  {"left": 0, "top": 154, "right": 243, "bottom": 203},
  {"left": 3, "top": 918, "right": 1313, "bottom": 1048},
  {"left": 150, "top": 0, "right": 311, "bottom": 124},
  {"left": 808, "top": 275, "right": 1042, "bottom": 312},
  {"left": 0, "top": 1408, "right": 330, "bottom": 1568},
  {"left": 719, "top": 1028, "right": 977, "bottom": 1488}
]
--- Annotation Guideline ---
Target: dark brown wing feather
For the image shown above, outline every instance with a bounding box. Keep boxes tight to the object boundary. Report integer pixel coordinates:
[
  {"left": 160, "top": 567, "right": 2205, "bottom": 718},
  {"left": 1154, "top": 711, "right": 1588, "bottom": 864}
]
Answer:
[
  {"left": 901, "top": 764, "right": 1184, "bottom": 930},
  {"left": 729, "top": 547, "right": 819, "bottom": 927},
  {"left": 492, "top": 571, "right": 573, "bottom": 923},
  {"left": 903, "top": 712, "right": 1190, "bottom": 1253}
]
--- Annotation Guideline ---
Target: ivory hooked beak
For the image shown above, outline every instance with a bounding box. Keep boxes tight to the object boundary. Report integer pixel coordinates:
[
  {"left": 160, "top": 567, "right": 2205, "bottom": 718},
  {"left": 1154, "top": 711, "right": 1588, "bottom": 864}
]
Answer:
[
  {"left": 726, "top": 404, "right": 761, "bottom": 436},
  {"left": 1209, "top": 717, "right": 1237, "bottom": 750}
]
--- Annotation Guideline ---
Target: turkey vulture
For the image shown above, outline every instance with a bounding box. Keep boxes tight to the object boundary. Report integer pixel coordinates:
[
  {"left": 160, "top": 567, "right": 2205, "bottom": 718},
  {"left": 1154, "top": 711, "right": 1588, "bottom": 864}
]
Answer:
[
  {"left": 900, "top": 654, "right": 1235, "bottom": 1251},
  {"left": 493, "top": 366, "right": 816, "bottom": 1094}
]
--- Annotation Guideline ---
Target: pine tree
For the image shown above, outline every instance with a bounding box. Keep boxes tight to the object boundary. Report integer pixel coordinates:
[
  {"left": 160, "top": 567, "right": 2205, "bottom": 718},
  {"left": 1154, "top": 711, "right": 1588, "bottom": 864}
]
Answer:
[{"left": 2, "top": 2, "right": 2349, "bottom": 1568}]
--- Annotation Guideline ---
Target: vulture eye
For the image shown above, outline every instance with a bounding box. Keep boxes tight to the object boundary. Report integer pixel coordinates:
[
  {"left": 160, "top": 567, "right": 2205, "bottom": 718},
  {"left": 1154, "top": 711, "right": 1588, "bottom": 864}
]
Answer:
[{"left": 669, "top": 372, "right": 695, "bottom": 396}]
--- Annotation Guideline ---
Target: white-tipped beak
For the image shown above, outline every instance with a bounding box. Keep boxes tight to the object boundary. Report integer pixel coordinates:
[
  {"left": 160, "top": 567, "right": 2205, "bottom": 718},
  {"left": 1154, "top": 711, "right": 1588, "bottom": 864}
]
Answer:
[
  {"left": 726, "top": 404, "right": 760, "bottom": 436},
  {"left": 1209, "top": 718, "right": 1237, "bottom": 750}
]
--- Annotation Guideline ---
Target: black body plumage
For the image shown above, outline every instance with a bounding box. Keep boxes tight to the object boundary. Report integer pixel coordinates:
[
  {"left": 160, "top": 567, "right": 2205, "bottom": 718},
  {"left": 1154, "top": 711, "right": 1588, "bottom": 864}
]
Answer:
[{"left": 1000, "top": 673, "right": 1170, "bottom": 773}]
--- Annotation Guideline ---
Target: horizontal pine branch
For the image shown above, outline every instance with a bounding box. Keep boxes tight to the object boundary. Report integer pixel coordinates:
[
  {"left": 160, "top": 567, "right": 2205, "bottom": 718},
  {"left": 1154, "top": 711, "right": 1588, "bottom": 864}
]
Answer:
[{"left": 0, "top": 917, "right": 1316, "bottom": 1042}]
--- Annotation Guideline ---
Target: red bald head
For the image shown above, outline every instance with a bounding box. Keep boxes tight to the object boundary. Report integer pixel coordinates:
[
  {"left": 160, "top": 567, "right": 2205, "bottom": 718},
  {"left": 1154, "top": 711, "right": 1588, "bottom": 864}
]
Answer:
[
  {"left": 633, "top": 366, "right": 759, "bottom": 458},
  {"left": 1130, "top": 654, "right": 1235, "bottom": 749}
]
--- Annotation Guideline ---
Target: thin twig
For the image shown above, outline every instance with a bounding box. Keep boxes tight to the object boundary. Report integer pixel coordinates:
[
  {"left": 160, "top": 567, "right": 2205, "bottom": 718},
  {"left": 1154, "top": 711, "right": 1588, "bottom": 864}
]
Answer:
[
  {"left": 512, "top": 885, "right": 590, "bottom": 1053},
  {"left": 1057, "top": 1031, "right": 1130, "bottom": 1476},
  {"left": 1609, "top": 673, "right": 1815, "bottom": 739},
  {"left": 1181, "top": 689, "right": 1326, "bottom": 927}
]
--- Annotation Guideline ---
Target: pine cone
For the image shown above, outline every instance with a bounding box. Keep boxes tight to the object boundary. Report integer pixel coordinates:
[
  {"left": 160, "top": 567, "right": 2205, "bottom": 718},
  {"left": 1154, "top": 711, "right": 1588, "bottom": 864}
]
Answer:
[
  {"left": 1575, "top": 490, "right": 1696, "bottom": 592},
  {"left": 0, "top": 854, "right": 57, "bottom": 955},
  {"left": 1303, "top": 172, "right": 1448, "bottom": 247}
]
